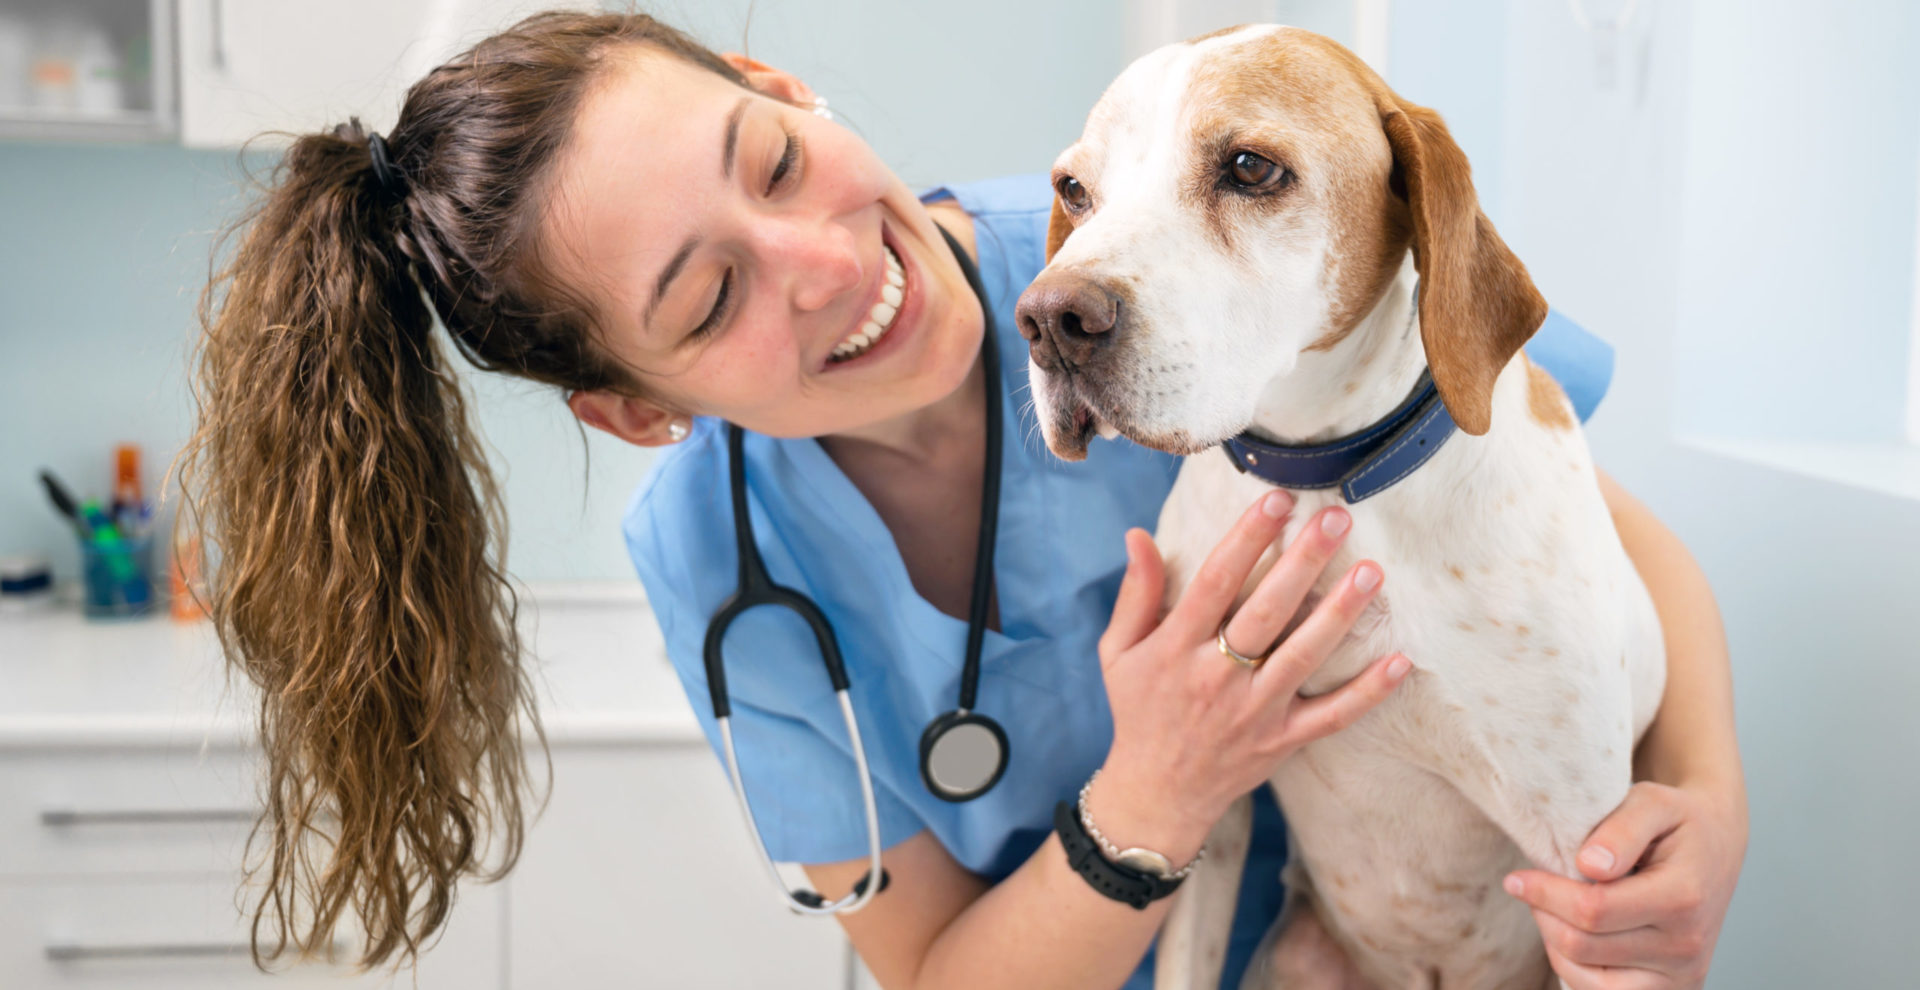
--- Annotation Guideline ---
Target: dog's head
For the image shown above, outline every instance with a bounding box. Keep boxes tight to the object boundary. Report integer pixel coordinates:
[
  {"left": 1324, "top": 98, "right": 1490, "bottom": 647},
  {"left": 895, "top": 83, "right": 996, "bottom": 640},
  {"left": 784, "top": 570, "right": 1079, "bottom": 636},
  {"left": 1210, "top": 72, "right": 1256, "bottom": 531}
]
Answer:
[{"left": 1016, "top": 25, "right": 1545, "bottom": 460}]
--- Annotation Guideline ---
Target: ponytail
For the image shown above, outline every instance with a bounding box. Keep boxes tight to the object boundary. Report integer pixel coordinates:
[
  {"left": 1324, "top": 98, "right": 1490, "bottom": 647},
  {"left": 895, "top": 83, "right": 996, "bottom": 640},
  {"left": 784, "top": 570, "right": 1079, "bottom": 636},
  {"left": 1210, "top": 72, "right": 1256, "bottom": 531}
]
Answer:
[
  {"left": 173, "top": 9, "right": 758, "bottom": 971},
  {"left": 177, "top": 119, "right": 542, "bottom": 969}
]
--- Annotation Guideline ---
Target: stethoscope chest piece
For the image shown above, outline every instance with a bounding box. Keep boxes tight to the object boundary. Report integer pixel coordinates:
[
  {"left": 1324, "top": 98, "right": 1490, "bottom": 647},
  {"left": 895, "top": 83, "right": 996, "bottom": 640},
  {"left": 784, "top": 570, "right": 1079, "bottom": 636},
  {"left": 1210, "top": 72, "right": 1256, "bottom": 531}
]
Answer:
[{"left": 919, "top": 709, "right": 1008, "bottom": 802}]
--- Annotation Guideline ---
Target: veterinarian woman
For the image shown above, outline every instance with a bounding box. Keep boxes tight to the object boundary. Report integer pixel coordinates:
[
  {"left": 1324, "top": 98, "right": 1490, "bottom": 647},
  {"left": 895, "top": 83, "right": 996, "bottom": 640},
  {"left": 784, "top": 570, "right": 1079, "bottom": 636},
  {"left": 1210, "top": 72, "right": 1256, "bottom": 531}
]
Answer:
[{"left": 182, "top": 11, "right": 1746, "bottom": 988}]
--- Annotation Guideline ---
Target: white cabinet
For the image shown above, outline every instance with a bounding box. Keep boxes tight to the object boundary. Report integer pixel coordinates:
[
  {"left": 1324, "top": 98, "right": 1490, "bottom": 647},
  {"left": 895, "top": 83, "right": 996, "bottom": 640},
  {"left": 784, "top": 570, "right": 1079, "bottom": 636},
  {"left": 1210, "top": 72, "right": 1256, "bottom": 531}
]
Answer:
[
  {"left": 0, "top": 0, "right": 176, "bottom": 140},
  {"left": 172, "top": 0, "right": 589, "bottom": 148},
  {"left": 507, "top": 745, "right": 850, "bottom": 990},
  {"left": 2, "top": 594, "right": 857, "bottom": 988},
  {"left": 0, "top": 747, "right": 502, "bottom": 989}
]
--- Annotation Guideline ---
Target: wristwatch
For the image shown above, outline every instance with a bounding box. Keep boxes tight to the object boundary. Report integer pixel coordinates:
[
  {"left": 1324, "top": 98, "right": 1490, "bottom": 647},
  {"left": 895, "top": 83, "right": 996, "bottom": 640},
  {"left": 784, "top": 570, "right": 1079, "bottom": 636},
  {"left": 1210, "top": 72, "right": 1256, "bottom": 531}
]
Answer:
[{"left": 1052, "top": 772, "right": 1204, "bottom": 910}]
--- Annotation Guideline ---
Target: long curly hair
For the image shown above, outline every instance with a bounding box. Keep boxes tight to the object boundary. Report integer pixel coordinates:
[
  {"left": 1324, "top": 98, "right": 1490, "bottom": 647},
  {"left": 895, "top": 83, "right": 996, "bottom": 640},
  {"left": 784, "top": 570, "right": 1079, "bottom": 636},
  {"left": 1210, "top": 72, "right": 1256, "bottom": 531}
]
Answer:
[{"left": 172, "top": 10, "right": 746, "bottom": 971}]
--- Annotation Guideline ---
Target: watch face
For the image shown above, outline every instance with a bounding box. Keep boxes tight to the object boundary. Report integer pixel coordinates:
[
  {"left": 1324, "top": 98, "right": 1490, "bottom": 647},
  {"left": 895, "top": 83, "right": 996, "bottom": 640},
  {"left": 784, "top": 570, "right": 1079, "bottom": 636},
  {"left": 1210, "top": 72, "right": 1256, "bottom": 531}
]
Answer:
[{"left": 1114, "top": 847, "right": 1174, "bottom": 878}]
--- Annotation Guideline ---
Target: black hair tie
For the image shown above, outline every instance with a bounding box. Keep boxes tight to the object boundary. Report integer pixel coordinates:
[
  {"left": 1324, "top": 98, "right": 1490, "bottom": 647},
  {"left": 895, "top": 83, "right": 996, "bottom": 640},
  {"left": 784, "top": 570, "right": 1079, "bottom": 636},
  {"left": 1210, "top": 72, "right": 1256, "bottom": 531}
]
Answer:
[{"left": 365, "top": 127, "right": 406, "bottom": 201}]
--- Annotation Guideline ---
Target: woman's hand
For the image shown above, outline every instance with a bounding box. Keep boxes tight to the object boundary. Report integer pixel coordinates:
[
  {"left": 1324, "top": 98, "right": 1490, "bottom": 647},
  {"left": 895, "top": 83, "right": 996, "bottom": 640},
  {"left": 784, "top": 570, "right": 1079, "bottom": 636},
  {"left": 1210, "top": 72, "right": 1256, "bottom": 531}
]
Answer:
[
  {"left": 1086, "top": 490, "right": 1412, "bottom": 861},
  {"left": 1504, "top": 780, "right": 1748, "bottom": 989}
]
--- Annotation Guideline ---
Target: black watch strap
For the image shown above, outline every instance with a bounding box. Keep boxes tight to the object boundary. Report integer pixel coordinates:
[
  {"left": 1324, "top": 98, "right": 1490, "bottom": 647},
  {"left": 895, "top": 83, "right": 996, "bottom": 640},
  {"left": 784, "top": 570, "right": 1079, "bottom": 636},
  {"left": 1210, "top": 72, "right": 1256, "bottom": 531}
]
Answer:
[{"left": 1052, "top": 800, "right": 1184, "bottom": 910}]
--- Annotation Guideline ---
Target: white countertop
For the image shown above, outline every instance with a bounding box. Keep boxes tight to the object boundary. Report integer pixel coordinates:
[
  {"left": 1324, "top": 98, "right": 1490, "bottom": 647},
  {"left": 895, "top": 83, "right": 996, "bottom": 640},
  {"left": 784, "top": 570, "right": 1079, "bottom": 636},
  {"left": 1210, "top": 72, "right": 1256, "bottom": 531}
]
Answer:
[{"left": 0, "top": 583, "right": 703, "bottom": 749}]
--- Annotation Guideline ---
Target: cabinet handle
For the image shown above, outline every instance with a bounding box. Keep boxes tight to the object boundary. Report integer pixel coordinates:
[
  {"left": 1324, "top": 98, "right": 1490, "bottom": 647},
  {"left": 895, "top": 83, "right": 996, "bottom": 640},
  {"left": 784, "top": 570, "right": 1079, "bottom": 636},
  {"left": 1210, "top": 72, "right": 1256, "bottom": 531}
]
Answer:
[
  {"left": 46, "top": 940, "right": 251, "bottom": 961},
  {"left": 209, "top": 0, "right": 228, "bottom": 72},
  {"left": 46, "top": 939, "right": 347, "bottom": 961},
  {"left": 40, "top": 807, "right": 256, "bottom": 827}
]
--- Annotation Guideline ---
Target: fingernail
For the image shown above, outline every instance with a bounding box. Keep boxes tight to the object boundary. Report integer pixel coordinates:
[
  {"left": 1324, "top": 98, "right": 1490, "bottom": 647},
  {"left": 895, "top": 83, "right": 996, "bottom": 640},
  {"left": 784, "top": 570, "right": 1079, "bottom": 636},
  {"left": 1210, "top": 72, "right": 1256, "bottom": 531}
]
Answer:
[
  {"left": 1320, "top": 508, "right": 1350, "bottom": 537},
  {"left": 1503, "top": 875, "right": 1524, "bottom": 898},
  {"left": 1580, "top": 845, "right": 1615, "bottom": 872},
  {"left": 1386, "top": 654, "right": 1411, "bottom": 679},
  {"left": 1352, "top": 563, "right": 1379, "bottom": 593},
  {"left": 1262, "top": 491, "right": 1292, "bottom": 518}
]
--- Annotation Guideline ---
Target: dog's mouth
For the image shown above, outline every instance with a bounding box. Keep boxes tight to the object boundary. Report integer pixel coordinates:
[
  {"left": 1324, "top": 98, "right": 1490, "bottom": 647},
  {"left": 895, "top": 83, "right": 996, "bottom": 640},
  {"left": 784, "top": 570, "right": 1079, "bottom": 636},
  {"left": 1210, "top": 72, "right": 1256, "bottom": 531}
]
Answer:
[{"left": 1041, "top": 381, "right": 1214, "bottom": 461}]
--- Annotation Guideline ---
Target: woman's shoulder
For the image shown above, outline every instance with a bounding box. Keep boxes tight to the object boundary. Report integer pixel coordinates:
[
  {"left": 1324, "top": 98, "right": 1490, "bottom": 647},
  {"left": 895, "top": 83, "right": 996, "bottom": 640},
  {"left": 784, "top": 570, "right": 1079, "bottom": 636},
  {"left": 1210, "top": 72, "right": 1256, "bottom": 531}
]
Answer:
[{"left": 621, "top": 419, "right": 730, "bottom": 599}]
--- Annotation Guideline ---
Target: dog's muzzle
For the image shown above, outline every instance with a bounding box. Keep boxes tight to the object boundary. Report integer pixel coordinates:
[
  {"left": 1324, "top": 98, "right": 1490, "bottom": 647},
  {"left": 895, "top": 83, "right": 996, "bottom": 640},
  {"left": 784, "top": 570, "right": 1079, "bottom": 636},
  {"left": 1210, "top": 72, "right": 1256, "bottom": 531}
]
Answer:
[{"left": 1014, "top": 270, "right": 1122, "bottom": 374}]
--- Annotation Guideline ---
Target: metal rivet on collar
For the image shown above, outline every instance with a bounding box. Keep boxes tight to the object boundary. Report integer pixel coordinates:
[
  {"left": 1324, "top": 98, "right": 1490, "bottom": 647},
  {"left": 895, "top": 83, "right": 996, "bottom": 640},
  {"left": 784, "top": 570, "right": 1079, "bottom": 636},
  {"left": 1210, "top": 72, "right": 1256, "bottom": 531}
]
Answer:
[{"left": 1246, "top": 452, "right": 1260, "bottom": 466}]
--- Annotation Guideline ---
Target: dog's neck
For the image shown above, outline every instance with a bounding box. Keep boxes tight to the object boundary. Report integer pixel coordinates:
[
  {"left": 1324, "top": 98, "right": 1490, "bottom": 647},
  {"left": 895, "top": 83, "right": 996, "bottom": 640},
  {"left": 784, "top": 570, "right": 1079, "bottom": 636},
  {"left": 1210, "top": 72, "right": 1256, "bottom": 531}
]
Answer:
[{"left": 1245, "top": 261, "right": 1429, "bottom": 446}]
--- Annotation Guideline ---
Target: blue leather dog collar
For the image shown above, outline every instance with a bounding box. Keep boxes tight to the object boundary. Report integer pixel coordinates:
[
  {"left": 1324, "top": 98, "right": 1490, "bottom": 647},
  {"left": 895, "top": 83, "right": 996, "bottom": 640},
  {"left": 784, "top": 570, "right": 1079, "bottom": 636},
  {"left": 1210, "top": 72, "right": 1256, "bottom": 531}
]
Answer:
[{"left": 1220, "top": 370, "right": 1458, "bottom": 503}]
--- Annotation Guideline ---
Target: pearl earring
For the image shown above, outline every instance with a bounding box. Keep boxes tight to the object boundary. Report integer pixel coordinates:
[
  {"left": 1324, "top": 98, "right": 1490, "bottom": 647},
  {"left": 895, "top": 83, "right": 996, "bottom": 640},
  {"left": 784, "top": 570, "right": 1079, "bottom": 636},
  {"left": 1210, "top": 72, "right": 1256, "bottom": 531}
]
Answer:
[
  {"left": 667, "top": 419, "right": 690, "bottom": 443},
  {"left": 811, "top": 96, "right": 833, "bottom": 121}
]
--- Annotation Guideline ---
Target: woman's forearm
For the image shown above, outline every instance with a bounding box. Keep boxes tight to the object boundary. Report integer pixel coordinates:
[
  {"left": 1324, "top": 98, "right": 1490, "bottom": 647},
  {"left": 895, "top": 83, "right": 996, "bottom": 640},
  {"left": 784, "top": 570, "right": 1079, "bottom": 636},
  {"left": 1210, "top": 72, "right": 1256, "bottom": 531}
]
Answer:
[
  {"left": 912, "top": 770, "right": 1211, "bottom": 990},
  {"left": 1598, "top": 470, "right": 1746, "bottom": 807}
]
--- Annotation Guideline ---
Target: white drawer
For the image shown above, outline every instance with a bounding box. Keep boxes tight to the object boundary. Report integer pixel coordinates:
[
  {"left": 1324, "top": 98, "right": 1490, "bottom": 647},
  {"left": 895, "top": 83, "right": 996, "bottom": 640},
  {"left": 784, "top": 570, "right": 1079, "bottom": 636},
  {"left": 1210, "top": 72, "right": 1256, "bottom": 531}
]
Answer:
[
  {"left": 0, "top": 751, "right": 261, "bottom": 879},
  {"left": 0, "top": 875, "right": 502, "bottom": 989}
]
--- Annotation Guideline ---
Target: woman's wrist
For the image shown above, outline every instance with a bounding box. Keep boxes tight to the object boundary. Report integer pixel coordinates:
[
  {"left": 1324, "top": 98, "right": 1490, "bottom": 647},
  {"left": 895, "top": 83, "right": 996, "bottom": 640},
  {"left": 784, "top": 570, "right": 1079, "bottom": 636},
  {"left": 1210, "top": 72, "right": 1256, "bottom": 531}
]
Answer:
[{"left": 1080, "top": 760, "right": 1215, "bottom": 867}]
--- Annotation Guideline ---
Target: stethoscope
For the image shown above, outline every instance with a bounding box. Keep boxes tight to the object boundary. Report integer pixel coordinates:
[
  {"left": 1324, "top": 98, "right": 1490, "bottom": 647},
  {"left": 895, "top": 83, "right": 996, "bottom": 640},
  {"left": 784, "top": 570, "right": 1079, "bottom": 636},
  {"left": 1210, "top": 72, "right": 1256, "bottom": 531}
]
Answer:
[{"left": 703, "top": 226, "right": 1007, "bottom": 915}]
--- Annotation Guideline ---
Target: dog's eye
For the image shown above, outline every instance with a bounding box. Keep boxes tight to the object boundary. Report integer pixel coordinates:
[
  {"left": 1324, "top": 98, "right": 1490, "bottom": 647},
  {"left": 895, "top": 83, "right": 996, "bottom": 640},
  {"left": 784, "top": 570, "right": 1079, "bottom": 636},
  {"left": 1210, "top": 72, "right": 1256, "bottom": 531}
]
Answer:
[
  {"left": 1056, "top": 174, "right": 1091, "bottom": 212},
  {"left": 1226, "top": 151, "right": 1288, "bottom": 190}
]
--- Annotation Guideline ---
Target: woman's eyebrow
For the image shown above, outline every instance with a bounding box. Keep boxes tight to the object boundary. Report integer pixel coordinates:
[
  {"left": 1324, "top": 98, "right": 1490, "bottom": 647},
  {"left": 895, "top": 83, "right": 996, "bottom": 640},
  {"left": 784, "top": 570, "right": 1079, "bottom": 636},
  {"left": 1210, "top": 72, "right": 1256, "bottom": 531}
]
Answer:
[
  {"left": 644, "top": 96, "right": 753, "bottom": 331},
  {"left": 721, "top": 96, "right": 749, "bottom": 178}
]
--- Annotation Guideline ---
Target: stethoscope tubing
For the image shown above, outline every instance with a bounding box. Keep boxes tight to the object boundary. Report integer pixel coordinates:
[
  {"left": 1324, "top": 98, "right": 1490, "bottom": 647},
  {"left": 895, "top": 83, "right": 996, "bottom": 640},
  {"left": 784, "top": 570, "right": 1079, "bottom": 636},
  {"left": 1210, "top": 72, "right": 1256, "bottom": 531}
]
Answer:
[{"left": 719, "top": 691, "right": 885, "bottom": 916}]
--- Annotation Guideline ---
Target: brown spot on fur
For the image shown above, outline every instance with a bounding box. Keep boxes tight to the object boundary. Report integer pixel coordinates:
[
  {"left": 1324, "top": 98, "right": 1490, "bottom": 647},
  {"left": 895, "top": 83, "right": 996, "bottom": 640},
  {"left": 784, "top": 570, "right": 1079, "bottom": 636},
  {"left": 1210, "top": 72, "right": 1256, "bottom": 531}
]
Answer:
[
  {"left": 1543, "top": 646, "right": 1560, "bottom": 657},
  {"left": 1457, "top": 620, "right": 1476, "bottom": 632},
  {"left": 1045, "top": 195, "right": 1072, "bottom": 262},
  {"left": 1515, "top": 624, "right": 1530, "bottom": 636},
  {"left": 1487, "top": 616, "right": 1503, "bottom": 627},
  {"left": 1481, "top": 694, "right": 1500, "bottom": 707},
  {"left": 1343, "top": 380, "right": 1359, "bottom": 394},
  {"left": 1448, "top": 564, "right": 1465, "bottom": 580},
  {"left": 1527, "top": 356, "right": 1575, "bottom": 430},
  {"left": 1550, "top": 712, "right": 1568, "bottom": 729}
]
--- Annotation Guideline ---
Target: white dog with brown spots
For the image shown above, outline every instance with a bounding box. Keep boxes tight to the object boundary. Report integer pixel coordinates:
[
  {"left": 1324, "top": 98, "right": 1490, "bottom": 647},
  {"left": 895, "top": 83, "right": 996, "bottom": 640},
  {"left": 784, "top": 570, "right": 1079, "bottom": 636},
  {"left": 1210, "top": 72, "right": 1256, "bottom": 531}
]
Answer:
[{"left": 1015, "top": 24, "right": 1665, "bottom": 990}]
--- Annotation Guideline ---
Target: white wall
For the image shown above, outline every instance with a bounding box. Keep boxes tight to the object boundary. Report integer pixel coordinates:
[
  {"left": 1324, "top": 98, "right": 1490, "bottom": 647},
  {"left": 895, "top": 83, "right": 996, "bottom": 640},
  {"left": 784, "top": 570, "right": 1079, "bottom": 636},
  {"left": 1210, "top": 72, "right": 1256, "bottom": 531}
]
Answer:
[{"left": 1393, "top": 2, "right": 1920, "bottom": 985}]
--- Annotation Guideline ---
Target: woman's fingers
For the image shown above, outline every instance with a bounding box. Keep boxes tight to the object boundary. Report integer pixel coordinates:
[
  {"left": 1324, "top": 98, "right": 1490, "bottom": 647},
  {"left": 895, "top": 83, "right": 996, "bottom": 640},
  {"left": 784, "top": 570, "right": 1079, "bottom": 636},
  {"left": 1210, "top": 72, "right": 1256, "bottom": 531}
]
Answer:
[
  {"left": 1530, "top": 909, "right": 1686, "bottom": 972},
  {"left": 1098, "top": 528, "right": 1166, "bottom": 669},
  {"left": 1271, "top": 651, "right": 1410, "bottom": 746},
  {"left": 1504, "top": 867, "right": 1672, "bottom": 935},
  {"left": 1253, "top": 560, "right": 1384, "bottom": 700},
  {"left": 1573, "top": 782, "right": 1689, "bottom": 882},
  {"left": 1219, "top": 505, "right": 1351, "bottom": 662},
  {"left": 1163, "top": 491, "right": 1293, "bottom": 641}
]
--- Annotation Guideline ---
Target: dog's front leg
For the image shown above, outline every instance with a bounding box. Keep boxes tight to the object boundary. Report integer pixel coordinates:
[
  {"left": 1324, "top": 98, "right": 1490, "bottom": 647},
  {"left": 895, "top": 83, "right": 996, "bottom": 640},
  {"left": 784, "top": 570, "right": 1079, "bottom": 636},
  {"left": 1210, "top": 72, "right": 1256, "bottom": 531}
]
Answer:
[{"left": 1153, "top": 793, "right": 1252, "bottom": 990}]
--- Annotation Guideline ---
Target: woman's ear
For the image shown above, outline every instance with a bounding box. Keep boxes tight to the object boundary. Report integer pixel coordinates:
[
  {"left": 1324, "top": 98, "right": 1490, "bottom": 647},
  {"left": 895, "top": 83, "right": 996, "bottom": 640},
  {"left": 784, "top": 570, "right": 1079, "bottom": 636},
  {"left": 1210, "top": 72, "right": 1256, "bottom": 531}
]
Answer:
[
  {"left": 717, "top": 52, "right": 816, "bottom": 106},
  {"left": 567, "top": 389, "right": 687, "bottom": 448}
]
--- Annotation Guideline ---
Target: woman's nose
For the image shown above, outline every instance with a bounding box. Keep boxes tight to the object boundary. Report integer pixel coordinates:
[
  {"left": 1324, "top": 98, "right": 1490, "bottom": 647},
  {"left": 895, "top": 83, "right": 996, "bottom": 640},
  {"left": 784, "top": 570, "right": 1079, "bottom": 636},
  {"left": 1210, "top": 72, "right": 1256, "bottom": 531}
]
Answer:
[{"left": 758, "top": 214, "right": 863, "bottom": 313}]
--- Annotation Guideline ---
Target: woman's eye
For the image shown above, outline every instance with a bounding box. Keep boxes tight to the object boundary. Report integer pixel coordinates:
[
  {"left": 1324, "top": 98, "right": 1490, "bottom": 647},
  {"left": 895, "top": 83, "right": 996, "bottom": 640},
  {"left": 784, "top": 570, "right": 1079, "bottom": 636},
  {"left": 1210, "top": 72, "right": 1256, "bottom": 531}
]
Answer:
[
  {"left": 767, "top": 130, "right": 801, "bottom": 194},
  {"left": 692, "top": 269, "right": 732, "bottom": 340},
  {"left": 1225, "top": 151, "right": 1290, "bottom": 190},
  {"left": 1056, "top": 174, "right": 1090, "bottom": 211}
]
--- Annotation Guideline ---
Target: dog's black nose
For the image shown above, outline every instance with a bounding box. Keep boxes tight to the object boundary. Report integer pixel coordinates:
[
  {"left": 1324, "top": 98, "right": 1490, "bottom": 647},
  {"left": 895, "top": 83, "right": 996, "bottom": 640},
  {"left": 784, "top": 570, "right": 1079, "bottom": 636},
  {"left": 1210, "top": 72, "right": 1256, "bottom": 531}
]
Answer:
[{"left": 1015, "top": 272, "right": 1121, "bottom": 370}]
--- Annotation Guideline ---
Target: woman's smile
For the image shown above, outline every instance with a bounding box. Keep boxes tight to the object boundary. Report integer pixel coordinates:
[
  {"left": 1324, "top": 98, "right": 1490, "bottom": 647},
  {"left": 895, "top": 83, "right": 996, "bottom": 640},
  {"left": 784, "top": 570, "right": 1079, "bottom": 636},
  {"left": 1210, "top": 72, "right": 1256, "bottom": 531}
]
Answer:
[{"left": 820, "top": 221, "right": 921, "bottom": 373}]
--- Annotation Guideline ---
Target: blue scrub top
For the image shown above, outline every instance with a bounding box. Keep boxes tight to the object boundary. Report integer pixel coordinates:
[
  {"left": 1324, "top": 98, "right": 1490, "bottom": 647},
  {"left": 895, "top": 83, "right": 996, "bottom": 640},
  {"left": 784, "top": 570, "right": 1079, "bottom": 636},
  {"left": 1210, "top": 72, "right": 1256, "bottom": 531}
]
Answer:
[{"left": 623, "top": 173, "right": 1612, "bottom": 989}]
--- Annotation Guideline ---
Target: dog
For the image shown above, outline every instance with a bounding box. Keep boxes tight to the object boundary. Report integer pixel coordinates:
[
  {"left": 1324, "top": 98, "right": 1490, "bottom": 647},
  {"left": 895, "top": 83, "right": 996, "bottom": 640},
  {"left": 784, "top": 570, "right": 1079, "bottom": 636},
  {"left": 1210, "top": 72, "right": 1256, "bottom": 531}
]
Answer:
[{"left": 1014, "top": 25, "right": 1665, "bottom": 990}]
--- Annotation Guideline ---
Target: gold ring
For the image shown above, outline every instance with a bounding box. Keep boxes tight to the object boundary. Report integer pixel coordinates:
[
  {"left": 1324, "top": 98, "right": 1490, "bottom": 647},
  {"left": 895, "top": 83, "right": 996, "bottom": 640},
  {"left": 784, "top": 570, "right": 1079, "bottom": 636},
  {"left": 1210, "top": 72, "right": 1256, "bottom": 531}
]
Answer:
[{"left": 1217, "top": 620, "right": 1266, "bottom": 668}]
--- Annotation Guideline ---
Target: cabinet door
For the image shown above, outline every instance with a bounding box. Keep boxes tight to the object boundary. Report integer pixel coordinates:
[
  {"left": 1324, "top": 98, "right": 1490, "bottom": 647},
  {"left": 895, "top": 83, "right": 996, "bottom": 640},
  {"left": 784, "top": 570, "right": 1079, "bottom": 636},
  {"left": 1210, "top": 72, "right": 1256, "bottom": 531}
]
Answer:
[
  {"left": 509, "top": 745, "right": 850, "bottom": 990},
  {"left": 173, "top": 0, "right": 588, "bottom": 148},
  {"left": 0, "top": 874, "right": 502, "bottom": 989}
]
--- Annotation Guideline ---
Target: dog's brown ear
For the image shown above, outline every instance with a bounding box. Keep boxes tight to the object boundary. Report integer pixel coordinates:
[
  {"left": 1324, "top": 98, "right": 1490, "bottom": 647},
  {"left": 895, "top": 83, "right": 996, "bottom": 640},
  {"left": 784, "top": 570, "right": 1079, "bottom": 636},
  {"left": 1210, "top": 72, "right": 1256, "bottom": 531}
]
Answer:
[
  {"left": 1045, "top": 194, "right": 1072, "bottom": 263},
  {"left": 1378, "top": 99, "right": 1546, "bottom": 436}
]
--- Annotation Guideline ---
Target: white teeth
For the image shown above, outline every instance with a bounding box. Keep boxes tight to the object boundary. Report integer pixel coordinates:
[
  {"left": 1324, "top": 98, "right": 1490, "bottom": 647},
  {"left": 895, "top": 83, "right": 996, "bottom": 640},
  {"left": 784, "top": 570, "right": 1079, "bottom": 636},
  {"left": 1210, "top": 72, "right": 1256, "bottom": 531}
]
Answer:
[{"left": 830, "top": 243, "right": 907, "bottom": 363}]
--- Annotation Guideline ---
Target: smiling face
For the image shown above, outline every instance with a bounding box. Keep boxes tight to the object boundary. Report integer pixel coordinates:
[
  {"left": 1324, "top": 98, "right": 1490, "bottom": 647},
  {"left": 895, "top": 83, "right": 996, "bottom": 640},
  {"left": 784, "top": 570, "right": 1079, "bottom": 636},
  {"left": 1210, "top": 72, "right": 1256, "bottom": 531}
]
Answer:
[
  {"left": 1017, "top": 26, "right": 1414, "bottom": 459},
  {"left": 545, "top": 49, "right": 984, "bottom": 442}
]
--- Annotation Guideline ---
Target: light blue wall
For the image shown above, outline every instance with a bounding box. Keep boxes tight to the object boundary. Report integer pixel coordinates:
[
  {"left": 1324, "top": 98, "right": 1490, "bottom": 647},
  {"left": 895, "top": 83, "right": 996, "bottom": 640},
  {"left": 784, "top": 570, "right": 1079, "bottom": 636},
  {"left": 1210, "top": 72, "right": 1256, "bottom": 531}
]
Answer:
[
  {"left": 0, "top": 1, "right": 1124, "bottom": 587},
  {"left": 1399, "top": 2, "right": 1920, "bottom": 985},
  {"left": 1674, "top": 0, "right": 1920, "bottom": 444}
]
